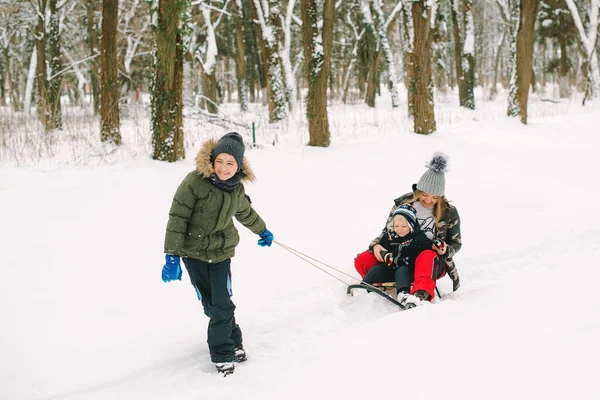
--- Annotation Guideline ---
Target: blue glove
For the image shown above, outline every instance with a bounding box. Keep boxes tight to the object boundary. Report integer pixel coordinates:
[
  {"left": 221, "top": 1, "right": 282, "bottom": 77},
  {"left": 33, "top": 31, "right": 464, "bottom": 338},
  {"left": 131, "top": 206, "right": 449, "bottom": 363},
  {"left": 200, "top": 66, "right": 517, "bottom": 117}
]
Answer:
[
  {"left": 162, "top": 254, "right": 182, "bottom": 282},
  {"left": 257, "top": 229, "right": 274, "bottom": 247}
]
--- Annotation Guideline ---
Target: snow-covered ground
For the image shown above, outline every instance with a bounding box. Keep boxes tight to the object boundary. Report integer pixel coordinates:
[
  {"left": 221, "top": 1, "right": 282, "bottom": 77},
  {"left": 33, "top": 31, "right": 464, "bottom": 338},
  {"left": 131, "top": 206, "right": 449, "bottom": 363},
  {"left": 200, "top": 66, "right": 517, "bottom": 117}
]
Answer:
[{"left": 1, "top": 92, "right": 600, "bottom": 400}]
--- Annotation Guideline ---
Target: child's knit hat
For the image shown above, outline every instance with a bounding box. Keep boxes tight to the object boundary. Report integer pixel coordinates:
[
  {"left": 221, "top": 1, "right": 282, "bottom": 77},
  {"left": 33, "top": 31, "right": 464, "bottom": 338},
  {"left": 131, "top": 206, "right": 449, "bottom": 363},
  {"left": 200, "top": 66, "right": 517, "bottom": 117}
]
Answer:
[
  {"left": 392, "top": 204, "right": 418, "bottom": 232},
  {"left": 212, "top": 132, "right": 245, "bottom": 172}
]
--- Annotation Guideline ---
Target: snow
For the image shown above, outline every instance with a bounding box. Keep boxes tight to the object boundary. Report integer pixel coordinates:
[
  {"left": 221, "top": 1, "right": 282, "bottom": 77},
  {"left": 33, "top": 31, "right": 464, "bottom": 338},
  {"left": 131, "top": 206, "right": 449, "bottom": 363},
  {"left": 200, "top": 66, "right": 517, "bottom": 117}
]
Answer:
[{"left": 2, "top": 90, "right": 600, "bottom": 400}]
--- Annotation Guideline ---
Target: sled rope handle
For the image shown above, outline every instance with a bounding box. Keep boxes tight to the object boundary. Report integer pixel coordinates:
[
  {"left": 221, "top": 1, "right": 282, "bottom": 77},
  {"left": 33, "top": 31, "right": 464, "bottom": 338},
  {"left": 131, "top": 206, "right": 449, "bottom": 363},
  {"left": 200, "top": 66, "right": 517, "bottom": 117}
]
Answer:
[{"left": 274, "top": 240, "right": 384, "bottom": 294}]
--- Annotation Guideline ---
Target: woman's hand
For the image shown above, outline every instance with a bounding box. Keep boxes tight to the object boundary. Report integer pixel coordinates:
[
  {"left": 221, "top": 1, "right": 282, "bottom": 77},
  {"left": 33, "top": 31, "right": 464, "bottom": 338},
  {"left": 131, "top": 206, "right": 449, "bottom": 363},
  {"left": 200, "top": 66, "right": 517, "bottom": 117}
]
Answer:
[
  {"left": 432, "top": 239, "right": 447, "bottom": 255},
  {"left": 372, "top": 244, "right": 387, "bottom": 262}
]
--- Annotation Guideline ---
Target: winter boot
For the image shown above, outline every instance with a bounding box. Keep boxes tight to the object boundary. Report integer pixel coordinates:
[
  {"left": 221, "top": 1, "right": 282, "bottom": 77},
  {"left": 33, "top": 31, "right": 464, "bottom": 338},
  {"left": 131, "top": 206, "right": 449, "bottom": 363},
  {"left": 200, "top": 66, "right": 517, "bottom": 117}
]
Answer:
[
  {"left": 397, "top": 292, "right": 418, "bottom": 309},
  {"left": 413, "top": 290, "right": 430, "bottom": 302},
  {"left": 234, "top": 345, "right": 247, "bottom": 363},
  {"left": 215, "top": 362, "right": 235, "bottom": 376}
]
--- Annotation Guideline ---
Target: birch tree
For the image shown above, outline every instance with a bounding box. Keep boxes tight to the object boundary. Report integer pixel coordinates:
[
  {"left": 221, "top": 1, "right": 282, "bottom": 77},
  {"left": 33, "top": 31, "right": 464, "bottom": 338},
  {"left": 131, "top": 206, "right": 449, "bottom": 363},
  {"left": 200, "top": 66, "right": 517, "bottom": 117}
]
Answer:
[
  {"left": 565, "top": 0, "right": 599, "bottom": 102},
  {"left": 451, "top": 0, "right": 475, "bottom": 109},
  {"left": 101, "top": 0, "right": 121, "bottom": 144},
  {"left": 507, "top": 0, "right": 541, "bottom": 124},
  {"left": 300, "top": 0, "right": 336, "bottom": 147},
  {"left": 150, "top": 0, "right": 186, "bottom": 162}
]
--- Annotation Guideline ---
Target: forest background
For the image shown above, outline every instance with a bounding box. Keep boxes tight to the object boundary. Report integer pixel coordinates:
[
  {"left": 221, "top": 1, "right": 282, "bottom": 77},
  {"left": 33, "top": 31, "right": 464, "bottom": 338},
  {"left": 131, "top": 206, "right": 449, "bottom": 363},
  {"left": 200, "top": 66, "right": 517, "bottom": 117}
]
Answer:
[{"left": 0, "top": 0, "right": 599, "bottom": 166}]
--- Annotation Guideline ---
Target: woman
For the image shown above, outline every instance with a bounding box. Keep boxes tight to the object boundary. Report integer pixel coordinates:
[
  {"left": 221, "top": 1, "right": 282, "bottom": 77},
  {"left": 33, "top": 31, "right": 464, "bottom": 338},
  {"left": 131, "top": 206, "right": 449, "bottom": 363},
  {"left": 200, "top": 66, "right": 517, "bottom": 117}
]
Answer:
[
  {"left": 354, "top": 152, "right": 462, "bottom": 303},
  {"left": 161, "top": 132, "right": 274, "bottom": 376}
]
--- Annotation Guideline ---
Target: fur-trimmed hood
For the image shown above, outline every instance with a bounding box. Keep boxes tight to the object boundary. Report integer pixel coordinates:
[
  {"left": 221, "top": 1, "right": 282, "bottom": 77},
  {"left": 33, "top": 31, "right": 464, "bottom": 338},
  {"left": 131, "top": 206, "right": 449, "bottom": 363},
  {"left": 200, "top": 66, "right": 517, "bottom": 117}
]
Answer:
[{"left": 195, "top": 138, "right": 256, "bottom": 182}]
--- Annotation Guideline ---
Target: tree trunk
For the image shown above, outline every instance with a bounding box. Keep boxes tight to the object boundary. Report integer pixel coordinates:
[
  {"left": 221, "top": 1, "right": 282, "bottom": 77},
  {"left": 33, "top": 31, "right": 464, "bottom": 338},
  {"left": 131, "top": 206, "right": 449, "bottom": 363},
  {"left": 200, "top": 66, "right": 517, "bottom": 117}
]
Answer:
[
  {"left": 450, "top": 0, "right": 475, "bottom": 109},
  {"left": 0, "top": 64, "right": 5, "bottom": 106},
  {"left": 490, "top": 27, "right": 507, "bottom": 100},
  {"left": 35, "top": 0, "right": 49, "bottom": 129},
  {"left": 365, "top": 49, "right": 382, "bottom": 107},
  {"left": 232, "top": 0, "right": 248, "bottom": 112},
  {"left": 369, "top": 0, "right": 400, "bottom": 108},
  {"left": 246, "top": 0, "right": 267, "bottom": 103},
  {"left": 201, "top": 68, "right": 218, "bottom": 114},
  {"left": 450, "top": 1, "right": 466, "bottom": 105},
  {"left": 24, "top": 45, "right": 37, "bottom": 114},
  {"left": 300, "top": 0, "right": 336, "bottom": 147},
  {"left": 151, "top": 0, "right": 185, "bottom": 162},
  {"left": 47, "top": 0, "right": 62, "bottom": 130},
  {"left": 507, "top": 0, "right": 541, "bottom": 124},
  {"left": 400, "top": 1, "right": 414, "bottom": 117},
  {"left": 251, "top": 0, "right": 288, "bottom": 121},
  {"left": 411, "top": 1, "right": 436, "bottom": 134},
  {"left": 558, "top": 14, "right": 570, "bottom": 98},
  {"left": 87, "top": 0, "right": 101, "bottom": 114},
  {"left": 100, "top": 0, "right": 121, "bottom": 144}
]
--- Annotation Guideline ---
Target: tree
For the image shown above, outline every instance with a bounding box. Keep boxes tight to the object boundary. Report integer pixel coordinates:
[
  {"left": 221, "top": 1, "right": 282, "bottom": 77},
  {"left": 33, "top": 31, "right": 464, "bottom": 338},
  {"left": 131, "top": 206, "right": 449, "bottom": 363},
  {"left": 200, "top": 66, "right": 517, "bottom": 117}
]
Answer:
[
  {"left": 252, "top": 0, "right": 289, "bottom": 122},
  {"left": 100, "top": 0, "right": 121, "bottom": 144},
  {"left": 451, "top": 0, "right": 476, "bottom": 109},
  {"left": 361, "top": 0, "right": 402, "bottom": 108},
  {"left": 565, "top": 0, "right": 599, "bottom": 102},
  {"left": 399, "top": 0, "right": 415, "bottom": 116},
  {"left": 507, "top": 0, "right": 541, "bottom": 124},
  {"left": 151, "top": 0, "right": 186, "bottom": 162},
  {"left": 342, "top": 6, "right": 365, "bottom": 104},
  {"left": 300, "top": 0, "right": 336, "bottom": 146},
  {"left": 403, "top": 0, "right": 437, "bottom": 134},
  {"left": 47, "top": 0, "right": 62, "bottom": 129},
  {"left": 537, "top": 0, "right": 577, "bottom": 98},
  {"left": 363, "top": 0, "right": 402, "bottom": 108},
  {"left": 231, "top": 0, "right": 248, "bottom": 112},
  {"left": 34, "top": 0, "right": 63, "bottom": 131},
  {"left": 86, "top": 0, "right": 101, "bottom": 114}
]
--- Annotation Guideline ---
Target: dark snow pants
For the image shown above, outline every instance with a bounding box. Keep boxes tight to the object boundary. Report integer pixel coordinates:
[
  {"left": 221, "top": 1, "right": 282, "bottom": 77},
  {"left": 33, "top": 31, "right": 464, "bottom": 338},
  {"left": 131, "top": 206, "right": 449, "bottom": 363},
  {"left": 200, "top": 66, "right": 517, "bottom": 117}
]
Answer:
[{"left": 182, "top": 257, "right": 242, "bottom": 363}]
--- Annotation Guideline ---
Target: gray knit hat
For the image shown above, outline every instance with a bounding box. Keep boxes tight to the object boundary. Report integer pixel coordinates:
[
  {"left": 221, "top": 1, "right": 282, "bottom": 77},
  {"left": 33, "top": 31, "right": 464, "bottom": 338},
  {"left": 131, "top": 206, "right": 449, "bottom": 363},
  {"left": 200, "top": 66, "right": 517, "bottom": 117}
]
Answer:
[
  {"left": 212, "top": 132, "right": 245, "bottom": 172},
  {"left": 416, "top": 152, "right": 449, "bottom": 196}
]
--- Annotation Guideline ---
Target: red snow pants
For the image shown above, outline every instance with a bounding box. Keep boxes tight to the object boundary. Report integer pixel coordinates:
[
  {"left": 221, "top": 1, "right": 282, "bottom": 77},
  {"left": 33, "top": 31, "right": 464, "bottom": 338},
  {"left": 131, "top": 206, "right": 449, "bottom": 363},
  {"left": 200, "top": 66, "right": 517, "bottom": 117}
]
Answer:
[
  {"left": 354, "top": 250, "right": 379, "bottom": 279},
  {"left": 354, "top": 249, "right": 443, "bottom": 300}
]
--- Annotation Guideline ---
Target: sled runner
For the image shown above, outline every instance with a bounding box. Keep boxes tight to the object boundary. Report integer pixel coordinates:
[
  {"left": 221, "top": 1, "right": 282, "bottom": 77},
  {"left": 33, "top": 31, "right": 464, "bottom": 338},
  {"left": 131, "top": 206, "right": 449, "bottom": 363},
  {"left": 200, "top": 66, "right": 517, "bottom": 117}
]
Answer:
[
  {"left": 347, "top": 282, "right": 412, "bottom": 310},
  {"left": 347, "top": 282, "right": 443, "bottom": 310}
]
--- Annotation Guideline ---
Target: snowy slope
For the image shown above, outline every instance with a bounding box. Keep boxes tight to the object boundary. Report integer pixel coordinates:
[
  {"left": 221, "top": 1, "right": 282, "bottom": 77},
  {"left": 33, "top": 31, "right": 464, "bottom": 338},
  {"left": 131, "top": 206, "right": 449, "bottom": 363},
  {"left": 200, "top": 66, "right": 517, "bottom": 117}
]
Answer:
[{"left": 1, "top": 97, "right": 600, "bottom": 400}]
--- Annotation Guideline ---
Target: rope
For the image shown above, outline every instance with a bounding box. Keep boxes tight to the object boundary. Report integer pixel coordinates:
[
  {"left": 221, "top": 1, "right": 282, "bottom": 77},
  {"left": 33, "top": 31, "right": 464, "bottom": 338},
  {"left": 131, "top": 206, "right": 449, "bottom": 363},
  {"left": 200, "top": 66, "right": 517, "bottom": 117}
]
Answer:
[
  {"left": 273, "top": 240, "right": 385, "bottom": 293},
  {"left": 274, "top": 240, "right": 355, "bottom": 286}
]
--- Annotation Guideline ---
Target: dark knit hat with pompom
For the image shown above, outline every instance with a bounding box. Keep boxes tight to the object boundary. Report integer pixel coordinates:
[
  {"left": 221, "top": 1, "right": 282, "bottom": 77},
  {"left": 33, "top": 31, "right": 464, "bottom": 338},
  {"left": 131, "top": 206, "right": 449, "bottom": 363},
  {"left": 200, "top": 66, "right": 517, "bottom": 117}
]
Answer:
[
  {"left": 212, "top": 132, "right": 245, "bottom": 172},
  {"left": 392, "top": 204, "right": 418, "bottom": 232},
  {"left": 416, "top": 152, "right": 449, "bottom": 196}
]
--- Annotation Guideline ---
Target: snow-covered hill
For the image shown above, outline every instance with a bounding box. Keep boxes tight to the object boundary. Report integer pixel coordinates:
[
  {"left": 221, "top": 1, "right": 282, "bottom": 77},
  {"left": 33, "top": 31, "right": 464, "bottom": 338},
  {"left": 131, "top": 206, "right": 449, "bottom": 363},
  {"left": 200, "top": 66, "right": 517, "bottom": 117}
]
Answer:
[{"left": 2, "top": 96, "right": 599, "bottom": 400}]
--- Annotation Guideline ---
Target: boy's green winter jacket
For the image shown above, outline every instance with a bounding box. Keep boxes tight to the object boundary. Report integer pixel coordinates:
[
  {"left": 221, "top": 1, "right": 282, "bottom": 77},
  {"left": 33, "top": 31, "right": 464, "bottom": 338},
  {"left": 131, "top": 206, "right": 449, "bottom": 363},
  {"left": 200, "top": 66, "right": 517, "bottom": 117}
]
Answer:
[{"left": 164, "top": 139, "right": 266, "bottom": 263}]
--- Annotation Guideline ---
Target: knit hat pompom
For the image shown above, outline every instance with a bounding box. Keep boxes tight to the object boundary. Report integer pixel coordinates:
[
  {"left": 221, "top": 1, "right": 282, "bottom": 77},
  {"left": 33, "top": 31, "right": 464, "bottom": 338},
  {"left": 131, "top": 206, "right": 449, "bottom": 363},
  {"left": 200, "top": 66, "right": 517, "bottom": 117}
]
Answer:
[
  {"left": 427, "top": 152, "right": 449, "bottom": 173},
  {"left": 212, "top": 132, "right": 245, "bottom": 172},
  {"left": 416, "top": 151, "right": 449, "bottom": 196}
]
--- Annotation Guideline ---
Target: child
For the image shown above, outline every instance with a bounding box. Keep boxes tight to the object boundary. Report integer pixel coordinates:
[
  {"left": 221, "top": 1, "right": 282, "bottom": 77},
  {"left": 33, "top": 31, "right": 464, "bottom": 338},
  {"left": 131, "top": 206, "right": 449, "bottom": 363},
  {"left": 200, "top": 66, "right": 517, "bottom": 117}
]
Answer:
[
  {"left": 361, "top": 204, "right": 437, "bottom": 307},
  {"left": 161, "top": 132, "right": 274, "bottom": 376}
]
